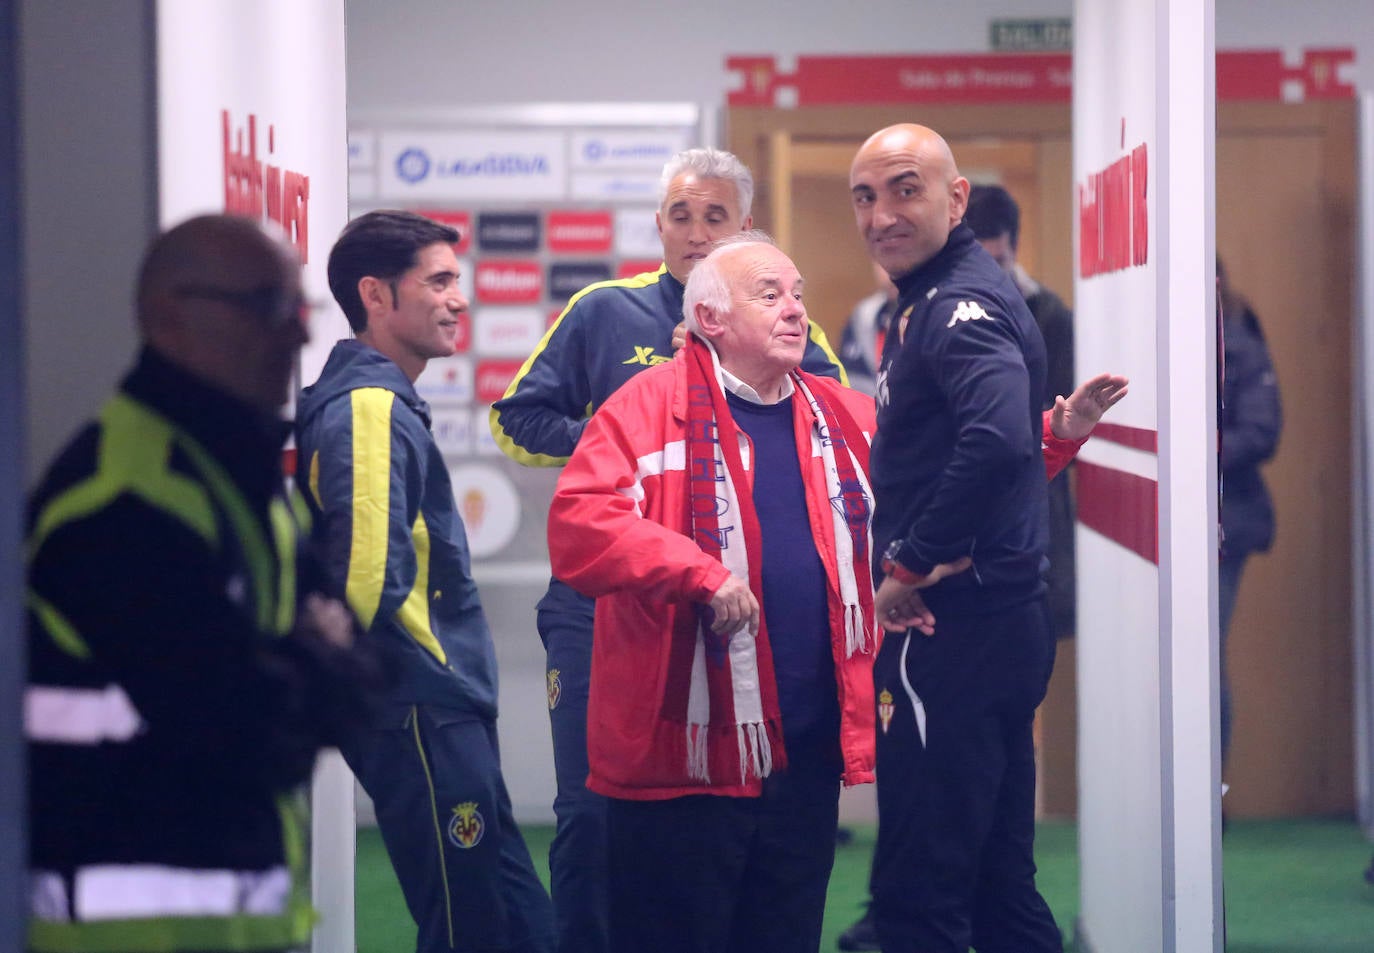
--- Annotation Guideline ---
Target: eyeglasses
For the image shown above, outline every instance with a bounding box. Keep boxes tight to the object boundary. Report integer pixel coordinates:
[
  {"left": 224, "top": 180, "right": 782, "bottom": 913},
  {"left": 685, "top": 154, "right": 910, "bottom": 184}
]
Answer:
[{"left": 174, "top": 284, "right": 318, "bottom": 328}]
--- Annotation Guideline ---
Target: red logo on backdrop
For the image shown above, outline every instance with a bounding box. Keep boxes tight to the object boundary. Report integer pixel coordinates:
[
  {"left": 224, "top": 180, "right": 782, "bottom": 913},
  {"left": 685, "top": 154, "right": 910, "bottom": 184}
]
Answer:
[
  {"left": 223, "top": 111, "right": 310, "bottom": 262},
  {"left": 451, "top": 311, "right": 472, "bottom": 354},
  {"left": 414, "top": 209, "right": 472, "bottom": 255},
  {"left": 547, "top": 211, "right": 614, "bottom": 253},
  {"left": 475, "top": 261, "right": 543, "bottom": 303},
  {"left": 476, "top": 360, "right": 526, "bottom": 404},
  {"left": 617, "top": 260, "right": 663, "bottom": 280}
]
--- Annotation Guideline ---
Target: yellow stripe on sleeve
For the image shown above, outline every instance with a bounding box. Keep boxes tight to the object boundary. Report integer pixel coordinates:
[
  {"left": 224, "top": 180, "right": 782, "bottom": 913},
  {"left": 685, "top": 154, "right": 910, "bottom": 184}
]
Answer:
[
  {"left": 396, "top": 511, "right": 446, "bottom": 664},
  {"left": 488, "top": 265, "right": 667, "bottom": 468},
  {"left": 345, "top": 388, "right": 396, "bottom": 630}
]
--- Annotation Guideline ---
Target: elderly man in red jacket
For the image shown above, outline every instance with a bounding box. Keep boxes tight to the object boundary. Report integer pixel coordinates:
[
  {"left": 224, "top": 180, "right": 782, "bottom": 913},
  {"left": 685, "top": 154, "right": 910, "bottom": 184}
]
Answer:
[{"left": 547, "top": 232, "right": 1118, "bottom": 953}]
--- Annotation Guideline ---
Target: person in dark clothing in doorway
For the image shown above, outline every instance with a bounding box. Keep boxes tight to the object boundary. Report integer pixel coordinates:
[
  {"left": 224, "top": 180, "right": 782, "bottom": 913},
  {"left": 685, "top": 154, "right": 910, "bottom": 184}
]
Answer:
[{"left": 1216, "top": 258, "right": 1281, "bottom": 765}]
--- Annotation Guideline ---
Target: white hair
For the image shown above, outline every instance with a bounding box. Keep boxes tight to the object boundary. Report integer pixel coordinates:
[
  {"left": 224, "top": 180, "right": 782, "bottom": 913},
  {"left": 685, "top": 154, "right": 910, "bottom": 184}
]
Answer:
[
  {"left": 657, "top": 147, "right": 754, "bottom": 220},
  {"left": 681, "top": 230, "right": 778, "bottom": 334}
]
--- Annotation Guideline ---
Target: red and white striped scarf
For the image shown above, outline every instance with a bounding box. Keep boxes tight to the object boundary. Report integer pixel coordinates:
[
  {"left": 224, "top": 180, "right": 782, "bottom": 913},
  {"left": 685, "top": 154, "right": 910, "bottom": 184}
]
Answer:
[{"left": 681, "top": 337, "right": 876, "bottom": 785}]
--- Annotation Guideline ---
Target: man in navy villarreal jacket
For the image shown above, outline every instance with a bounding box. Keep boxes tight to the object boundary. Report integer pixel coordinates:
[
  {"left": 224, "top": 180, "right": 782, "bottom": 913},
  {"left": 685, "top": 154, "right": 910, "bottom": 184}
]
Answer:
[
  {"left": 297, "top": 211, "right": 553, "bottom": 953},
  {"left": 489, "top": 147, "right": 845, "bottom": 953},
  {"left": 851, "top": 123, "right": 1063, "bottom": 953}
]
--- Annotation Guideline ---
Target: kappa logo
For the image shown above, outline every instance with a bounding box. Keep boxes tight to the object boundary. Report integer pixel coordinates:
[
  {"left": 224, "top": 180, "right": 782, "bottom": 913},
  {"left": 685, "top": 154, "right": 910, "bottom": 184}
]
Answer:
[
  {"left": 447, "top": 802, "right": 485, "bottom": 849},
  {"left": 546, "top": 668, "right": 562, "bottom": 710},
  {"left": 621, "top": 345, "right": 671, "bottom": 367},
  {"left": 878, "top": 689, "right": 895, "bottom": 734},
  {"left": 946, "top": 300, "right": 993, "bottom": 329}
]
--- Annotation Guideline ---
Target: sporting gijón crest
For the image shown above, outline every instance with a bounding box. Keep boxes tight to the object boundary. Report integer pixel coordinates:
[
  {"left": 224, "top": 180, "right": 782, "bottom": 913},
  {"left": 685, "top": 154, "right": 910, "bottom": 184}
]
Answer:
[
  {"left": 546, "top": 668, "right": 562, "bottom": 710},
  {"left": 878, "top": 689, "right": 895, "bottom": 734}
]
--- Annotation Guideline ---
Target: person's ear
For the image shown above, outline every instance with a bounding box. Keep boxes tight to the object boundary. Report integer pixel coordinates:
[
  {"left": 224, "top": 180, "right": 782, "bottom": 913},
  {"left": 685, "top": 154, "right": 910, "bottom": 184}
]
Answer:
[
  {"left": 949, "top": 177, "right": 971, "bottom": 224},
  {"left": 358, "top": 276, "right": 390, "bottom": 316},
  {"left": 694, "top": 302, "right": 727, "bottom": 340}
]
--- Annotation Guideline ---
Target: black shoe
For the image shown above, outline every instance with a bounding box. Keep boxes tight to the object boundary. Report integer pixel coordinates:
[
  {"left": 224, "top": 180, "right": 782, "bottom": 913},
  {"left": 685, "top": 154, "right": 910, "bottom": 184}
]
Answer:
[
  {"left": 1364, "top": 854, "right": 1374, "bottom": 886},
  {"left": 837, "top": 906, "right": 879, "bottom": 952}
]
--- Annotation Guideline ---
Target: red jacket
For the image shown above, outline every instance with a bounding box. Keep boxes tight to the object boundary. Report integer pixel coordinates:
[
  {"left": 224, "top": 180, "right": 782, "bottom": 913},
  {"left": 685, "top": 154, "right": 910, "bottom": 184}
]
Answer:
[
  {"left": 549, "top": 354, "right": 877, "bottom": 799},
  {"left": 548, "top": 353, "right": 1082, "bottom": 801}
]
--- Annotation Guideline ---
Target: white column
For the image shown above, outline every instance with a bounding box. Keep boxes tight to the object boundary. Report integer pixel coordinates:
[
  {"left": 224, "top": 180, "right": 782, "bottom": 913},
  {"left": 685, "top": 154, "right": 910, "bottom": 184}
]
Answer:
[{"left": 1156, "top": 0, "right": 1223, "bottom": 947}]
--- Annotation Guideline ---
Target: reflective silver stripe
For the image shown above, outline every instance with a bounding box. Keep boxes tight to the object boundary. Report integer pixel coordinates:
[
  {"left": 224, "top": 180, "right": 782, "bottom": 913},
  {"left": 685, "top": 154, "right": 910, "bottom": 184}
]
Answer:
[
  {"left": 24, "top": 684, "right": 144, "bottom": 744},
  {"left": 898, "top": 632, "right": 928, "bottom": 747},
  {"left": 74, "top": 864, "right": 291, "bottom": 920},
  {"left": 29, "top": 870, "right": 69, "bottom": 923}
]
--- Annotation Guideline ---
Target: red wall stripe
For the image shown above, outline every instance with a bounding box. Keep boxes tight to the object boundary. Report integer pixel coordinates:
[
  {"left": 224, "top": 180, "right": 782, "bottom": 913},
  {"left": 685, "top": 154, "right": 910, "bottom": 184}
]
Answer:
[
  {"left": 1077, "top": 460, "right": 1158, "bottom": 564},
  {"left": 1091, "top": 422, "right": 1158, "bottom": 454}
]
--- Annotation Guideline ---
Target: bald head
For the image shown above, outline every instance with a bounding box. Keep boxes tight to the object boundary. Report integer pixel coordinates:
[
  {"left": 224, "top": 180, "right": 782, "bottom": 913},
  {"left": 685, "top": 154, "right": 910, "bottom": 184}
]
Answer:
[
  {"left": 137, "top": 215, "right": 295, "bottom": 325},
  {"left": 136, "top": 214, "right": 307, "bottom": 413},
  {"left": 849, "top": 123, "right": 969, "bottom": 279},
  {"left": 854, "top": 124, "right": 959, "bottom": 178}
]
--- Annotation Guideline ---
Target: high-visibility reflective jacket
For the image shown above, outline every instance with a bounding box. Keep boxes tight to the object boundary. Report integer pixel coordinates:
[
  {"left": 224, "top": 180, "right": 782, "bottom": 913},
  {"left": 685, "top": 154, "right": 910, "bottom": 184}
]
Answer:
[{"left": 26, "top": 347, "right": 374, "bottom": 953}]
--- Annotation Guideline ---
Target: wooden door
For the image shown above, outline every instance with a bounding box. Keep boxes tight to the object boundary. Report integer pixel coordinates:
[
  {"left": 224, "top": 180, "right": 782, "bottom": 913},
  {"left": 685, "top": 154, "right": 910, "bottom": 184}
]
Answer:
[{"left": 1216, "top": 100, "right": 1357, "bottom": 816}]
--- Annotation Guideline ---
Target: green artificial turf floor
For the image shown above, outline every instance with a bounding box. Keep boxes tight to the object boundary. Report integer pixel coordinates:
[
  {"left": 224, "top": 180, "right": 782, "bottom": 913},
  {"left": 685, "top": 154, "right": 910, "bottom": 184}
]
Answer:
[{"left": 353, "top": 818, "right": 1374, "bottom": 951}]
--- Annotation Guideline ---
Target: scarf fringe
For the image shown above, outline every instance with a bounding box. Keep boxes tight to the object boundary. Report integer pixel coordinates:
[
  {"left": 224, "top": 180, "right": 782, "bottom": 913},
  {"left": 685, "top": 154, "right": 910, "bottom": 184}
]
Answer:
[
  {"left": 736, "top": 722, "right": 774, "bottom": 785},
  {"left": 687, "top": 723, "right": 711, "bottom": 783},
  {"left": 845, "top": 603, "right": 874, "bottom": 658}
]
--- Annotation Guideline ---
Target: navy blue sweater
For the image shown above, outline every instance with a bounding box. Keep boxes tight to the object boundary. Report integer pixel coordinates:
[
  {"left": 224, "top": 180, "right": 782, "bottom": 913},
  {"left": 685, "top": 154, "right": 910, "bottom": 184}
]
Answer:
[{"left": 727, "top": 392, "right": 840, "bottom": 776}]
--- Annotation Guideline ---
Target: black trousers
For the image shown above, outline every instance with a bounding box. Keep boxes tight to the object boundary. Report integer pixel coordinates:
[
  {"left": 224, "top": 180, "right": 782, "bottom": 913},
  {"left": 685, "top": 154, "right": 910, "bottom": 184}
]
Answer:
[
  {"left": 871, "top": 598, "right": 1062, "bottom": 953},
  {"left": 606, "top": 769, "right": 840, "bottom": 953},
  {"left": 537, "top": 610, "right": 609, "bottom": 953}
]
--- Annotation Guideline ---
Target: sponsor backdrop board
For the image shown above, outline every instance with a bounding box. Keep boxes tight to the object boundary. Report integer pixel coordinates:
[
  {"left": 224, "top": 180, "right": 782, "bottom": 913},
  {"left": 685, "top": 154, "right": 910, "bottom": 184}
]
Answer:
[{"left": 347, "top": 107, "right": 704, "bottom": 822}]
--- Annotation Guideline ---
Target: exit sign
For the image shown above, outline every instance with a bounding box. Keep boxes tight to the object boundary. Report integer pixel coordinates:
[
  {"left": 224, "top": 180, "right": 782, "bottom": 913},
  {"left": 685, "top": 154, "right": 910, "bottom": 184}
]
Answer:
[{"left": 990, "top": 18, "right": 1072, "bottom": 52}]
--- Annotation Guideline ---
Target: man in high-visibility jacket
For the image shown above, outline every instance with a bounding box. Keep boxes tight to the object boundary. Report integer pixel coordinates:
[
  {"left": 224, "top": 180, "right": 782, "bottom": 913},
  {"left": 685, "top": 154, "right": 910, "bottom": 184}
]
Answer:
[{"left": 26, "top": 214, "right": 377, "bottom": 953}]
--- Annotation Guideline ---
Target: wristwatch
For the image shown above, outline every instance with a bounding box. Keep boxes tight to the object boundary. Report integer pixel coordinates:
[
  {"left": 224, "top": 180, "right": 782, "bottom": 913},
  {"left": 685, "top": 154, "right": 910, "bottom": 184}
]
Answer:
[{"left": 881, "top": 539, "right": 930, "bottom": 586}]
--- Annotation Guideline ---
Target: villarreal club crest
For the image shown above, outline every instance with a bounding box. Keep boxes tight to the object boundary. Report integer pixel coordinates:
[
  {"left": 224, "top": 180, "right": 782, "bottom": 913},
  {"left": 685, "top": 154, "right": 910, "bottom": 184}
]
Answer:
[{"left": 448, "top": 801, "right": 485, "bottom": 850}]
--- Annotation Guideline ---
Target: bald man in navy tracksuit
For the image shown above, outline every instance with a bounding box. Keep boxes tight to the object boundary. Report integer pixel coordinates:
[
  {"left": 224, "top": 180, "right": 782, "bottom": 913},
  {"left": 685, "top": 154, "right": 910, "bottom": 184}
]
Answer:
[{"left": 853, "top": 123, "right": 1063, "bottom": 953}]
